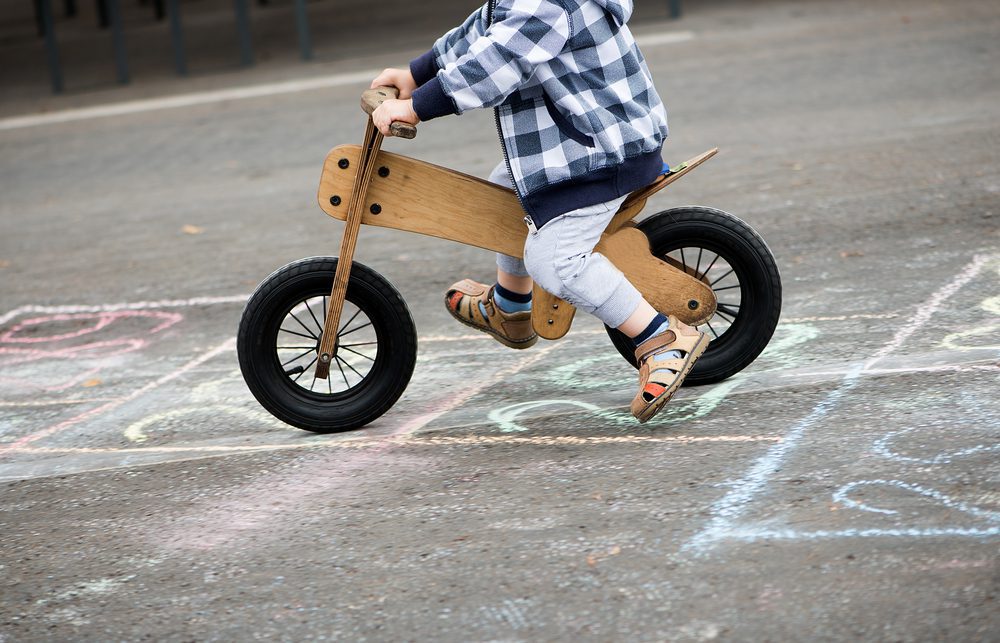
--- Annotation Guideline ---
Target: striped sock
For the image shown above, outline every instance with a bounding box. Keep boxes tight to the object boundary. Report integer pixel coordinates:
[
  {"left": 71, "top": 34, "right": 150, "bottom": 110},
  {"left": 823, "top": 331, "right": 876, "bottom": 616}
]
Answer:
[
  {"left": 491, "top": 283, "right": 532, "bottom": 313},
  {"left": 634, "top": 313, "right": 669, "bottom": 346},
  {"left": 633, "top": 313, "right": 683, "bottom": 361}
]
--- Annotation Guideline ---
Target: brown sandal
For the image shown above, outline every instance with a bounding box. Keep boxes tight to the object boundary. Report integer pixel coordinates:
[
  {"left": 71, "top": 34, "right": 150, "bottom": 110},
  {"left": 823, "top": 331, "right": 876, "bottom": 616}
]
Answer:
[
  {"left": 630, "top": 315, "right": 710, "bottom": 423},
  {"left": 445, "top": 279, "right": 538, "bottom": 349}
]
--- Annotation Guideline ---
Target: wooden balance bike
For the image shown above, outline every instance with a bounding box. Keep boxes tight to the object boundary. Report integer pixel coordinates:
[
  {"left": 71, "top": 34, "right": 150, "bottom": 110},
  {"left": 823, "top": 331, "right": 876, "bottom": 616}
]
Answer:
[{"left": 237, "top": 87, "right": 782, "bottom": 432}]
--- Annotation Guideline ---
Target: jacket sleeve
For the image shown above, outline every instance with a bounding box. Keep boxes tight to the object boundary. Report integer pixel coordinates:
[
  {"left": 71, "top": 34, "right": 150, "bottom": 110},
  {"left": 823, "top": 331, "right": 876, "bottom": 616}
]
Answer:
[
  {"left": 409, "top": 5, "right": 489, "bottom": 87},
  {"left": 412, "top": 0, "right": 572, "bottom": 121}
]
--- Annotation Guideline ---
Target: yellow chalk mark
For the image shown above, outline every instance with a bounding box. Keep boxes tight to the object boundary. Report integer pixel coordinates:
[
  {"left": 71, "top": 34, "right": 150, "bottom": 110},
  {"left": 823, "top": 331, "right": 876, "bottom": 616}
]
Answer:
[
  {"left": 941, "top": 324, "right": 1000, "bottom": 352},
  {"left": 123, "top": 405, "right": 283, "bottom": 443},
  {"left": 981, "top": 294, "right": 1000, "bottom": 316},
  {"left": 17, "top": 433, "right": 782, "bottom": 456}
]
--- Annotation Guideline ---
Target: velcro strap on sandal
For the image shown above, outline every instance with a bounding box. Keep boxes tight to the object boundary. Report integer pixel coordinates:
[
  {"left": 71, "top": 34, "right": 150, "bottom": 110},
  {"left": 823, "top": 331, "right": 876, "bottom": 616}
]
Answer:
[
  {"left": 634, "top": 330, "right": 677, "bottom": 362},
  {"left": 448, "top": 279, "right": 487, "bottom": 297}
]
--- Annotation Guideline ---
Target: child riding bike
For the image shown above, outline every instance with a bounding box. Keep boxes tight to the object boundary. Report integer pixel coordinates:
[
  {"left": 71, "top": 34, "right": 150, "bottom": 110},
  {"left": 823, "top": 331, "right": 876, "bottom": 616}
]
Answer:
[{"left": 370, "top": 0, "right": 708, "bottom": 422}]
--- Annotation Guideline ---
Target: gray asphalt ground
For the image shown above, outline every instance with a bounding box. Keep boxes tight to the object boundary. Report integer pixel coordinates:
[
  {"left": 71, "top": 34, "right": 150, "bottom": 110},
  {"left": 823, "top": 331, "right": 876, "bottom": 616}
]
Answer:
[{"left": 1, "top": 0, "right": 999, "bottom": 640}]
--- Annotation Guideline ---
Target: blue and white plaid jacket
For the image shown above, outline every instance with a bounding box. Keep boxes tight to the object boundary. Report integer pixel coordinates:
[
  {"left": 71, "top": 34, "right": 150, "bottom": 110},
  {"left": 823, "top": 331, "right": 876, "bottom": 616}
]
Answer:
[{"left": 410, "top": 0, "right": 668, "bottom": 228}]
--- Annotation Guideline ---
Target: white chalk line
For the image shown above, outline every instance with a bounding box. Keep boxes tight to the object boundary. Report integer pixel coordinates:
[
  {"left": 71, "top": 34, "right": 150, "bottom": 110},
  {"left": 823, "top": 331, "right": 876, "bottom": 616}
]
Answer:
[
  {"left": 0, "top": 32, "right": 694, "bottom": 133},
  {"left": 684, "top": 253, "right": 994, "bottom": 555},
  {"left": 780, "top": 360, "right": 1000, "bottom": 379},
  {"left": 716, "top": 526, "right": 1000, "bottom": 543},
  {"left": 0, "top": 295, "right": 251, "bottom": 326},
  {"left": 833, "top": 479, "right": 1000, "bottom": 521},
  {"left": 873, "top": 427, "right": 1000, "bottom": 466},
  {"left": 0, "top": 295, "right": 901, "bottom": 333}
]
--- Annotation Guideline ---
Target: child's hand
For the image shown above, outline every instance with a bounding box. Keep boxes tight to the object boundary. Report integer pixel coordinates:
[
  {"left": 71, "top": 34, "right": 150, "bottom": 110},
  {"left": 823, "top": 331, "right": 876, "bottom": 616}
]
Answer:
[
  {"left": 372, "top": 99, "right": 420, "bottom": 137},
  {"left": 370, "top": 68, "right": 417, "bottom": 99}
]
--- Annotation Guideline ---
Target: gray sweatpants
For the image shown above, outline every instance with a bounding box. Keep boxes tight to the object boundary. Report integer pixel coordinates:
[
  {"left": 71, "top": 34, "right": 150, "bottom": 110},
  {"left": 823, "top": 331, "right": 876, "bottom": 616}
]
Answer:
[{"left": 490, "top": 162, "right": 644, "bottom": 329}]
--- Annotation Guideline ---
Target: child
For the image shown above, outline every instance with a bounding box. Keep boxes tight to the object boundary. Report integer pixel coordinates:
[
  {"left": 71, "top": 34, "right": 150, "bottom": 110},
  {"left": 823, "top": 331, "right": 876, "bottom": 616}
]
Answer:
[{"left": 370, "top": 0, "right": 708, "bottom": 422}]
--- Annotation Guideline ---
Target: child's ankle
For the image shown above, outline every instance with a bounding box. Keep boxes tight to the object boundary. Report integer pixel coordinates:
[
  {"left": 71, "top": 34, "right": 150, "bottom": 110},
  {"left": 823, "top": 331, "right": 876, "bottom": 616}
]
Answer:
[
  {"left": 493, "top": 283, "right": 532, "bottom": 313},
  {"left": 633, "top": 313, "right": 669, "bottom": 346}
]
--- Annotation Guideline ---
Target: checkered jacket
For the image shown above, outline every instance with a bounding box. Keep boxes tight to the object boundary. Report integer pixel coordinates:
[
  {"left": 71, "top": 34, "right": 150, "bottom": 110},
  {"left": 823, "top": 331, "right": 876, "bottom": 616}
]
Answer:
[{"left": 410, "top": 0, "right": 668, "bottom": 227}]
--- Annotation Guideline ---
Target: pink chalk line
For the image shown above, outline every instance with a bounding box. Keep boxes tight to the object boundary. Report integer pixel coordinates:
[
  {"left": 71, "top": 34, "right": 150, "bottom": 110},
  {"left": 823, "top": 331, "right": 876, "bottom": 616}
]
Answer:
[
  {"left": 0, "top": 338, "right": 236, "bottom": 456},
  {"left": 0, "top": 295, "right": 250, "bottom": 327},
  {"left": 153, "top": 341, "right": 561, "bottom": 551},
  {"left": 0, "top": 310, "right": 182, "bottom": 344}
]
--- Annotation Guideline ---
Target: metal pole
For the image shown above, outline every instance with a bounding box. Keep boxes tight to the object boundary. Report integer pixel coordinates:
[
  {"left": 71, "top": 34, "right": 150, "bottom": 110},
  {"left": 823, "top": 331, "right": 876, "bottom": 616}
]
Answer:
[
  {"left": 294, "top": 0, "right": 312, "bottom": 61},
  {"left": 166, "top": 0, "right": 187, "bottom": 75},
  {"left": 106, "top": 0, "right": 129, "bottom": 84},
  {"left": 39, "top": 0, "right": 64, "bottom": 93},
  {"left": 234, "top": 0, "right": 254, "bottom": 66},
  {"left": 668, "top": 0, "right": 681, "bottom": 19}
]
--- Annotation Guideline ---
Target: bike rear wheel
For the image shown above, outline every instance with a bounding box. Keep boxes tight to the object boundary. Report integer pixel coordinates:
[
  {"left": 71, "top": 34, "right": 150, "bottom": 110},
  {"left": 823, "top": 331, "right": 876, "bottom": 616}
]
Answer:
[{"left": 606, "top": 206, "right": 782, "bottom": 385}]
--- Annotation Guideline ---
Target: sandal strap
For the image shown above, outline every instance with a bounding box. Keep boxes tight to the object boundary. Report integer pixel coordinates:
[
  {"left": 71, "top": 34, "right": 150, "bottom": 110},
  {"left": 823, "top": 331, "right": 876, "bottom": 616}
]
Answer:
[
  {"left": 449, "top": 279, "right": 488, "bottom": 298},
  {"left": 445, "top": 279, "right": 535, "bottom": 346},
  {"left": 647, "top": 357, "right": 689, "bottom": 375},
  {"left": 633, "top": 315, "right": 704, "bottom": 362}
]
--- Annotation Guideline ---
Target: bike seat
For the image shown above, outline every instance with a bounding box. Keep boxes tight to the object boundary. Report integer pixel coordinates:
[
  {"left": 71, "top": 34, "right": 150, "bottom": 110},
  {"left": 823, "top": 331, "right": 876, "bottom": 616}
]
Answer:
[{"left": 620, "top": 149, "right": 718, "bottom": 211}]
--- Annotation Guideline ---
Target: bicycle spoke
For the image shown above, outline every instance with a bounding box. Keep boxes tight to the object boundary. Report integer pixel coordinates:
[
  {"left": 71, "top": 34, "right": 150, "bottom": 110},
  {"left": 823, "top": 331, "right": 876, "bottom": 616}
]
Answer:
[
  {"left": 339, "top": 341, "right": 378, "bottom": 348},
  {"left": 712, "top": 284, "right": 741, "bottom": 292},
  {"left": 288, "top": 311, "right": 319, "bottom": 339},
  {"left": 699, "top": 253, "right": 720, "bottom": 281},
  {"left": 304, "top": 298, "right": 324, "bottom": 336},
  {"left": 310, "top": 374, "right": 317, "bottom": 391},
  {"left": 716, "top": 308, "right": 737, "bottom": 323},
  {"left": 338, "top": 307, "right": 363, "bottom": 336},
  {"left": 277, "top": 346, "right": 317, "bottom": 350},
  {"left": 680, "top": 247, "right": 687, "bottom": 273},
  {"left": 327, "top": 372, "right": 332, "bottom": 394},
  {"left": 695, "top": 247, "right": 704, "bottom": 279},
  {"left": 337, "top": 355, "right": 366, "bottom": 379},
  {"left": 340, "top": 345, "right": 375, "bottom": 361},
  {"left": 706, "top": 320, "right": 720, "bottom": 339},
  {"left": 281, "top": 348, "right": 315, "bottom": 367},
  {"left": 278, "top": 327, "right": 316, "bottom": 341},
  {"left": 334, "top": 356, "right": 351, "bottom": 389},
  {"left": 339, "top": 321, "right": 373, "bottom": 338},
  {"left": 293, "top": 355, "right": 318, "bottom": 382},
  {"left": 710, "top": 268, "right": 735, "bottom": 287}
]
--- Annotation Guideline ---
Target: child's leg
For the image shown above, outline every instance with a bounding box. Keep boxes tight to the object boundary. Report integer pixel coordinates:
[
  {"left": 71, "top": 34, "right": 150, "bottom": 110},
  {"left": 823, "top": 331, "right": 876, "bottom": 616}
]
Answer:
[
  {"left": 441, "top": 162, "right": 538, "bottom": 349},
  {"left": 521, "top": 197, "right": 709, "bottom": 422},
  {"left": 488, "top": 162, "right": 534, "bottom": 298}
]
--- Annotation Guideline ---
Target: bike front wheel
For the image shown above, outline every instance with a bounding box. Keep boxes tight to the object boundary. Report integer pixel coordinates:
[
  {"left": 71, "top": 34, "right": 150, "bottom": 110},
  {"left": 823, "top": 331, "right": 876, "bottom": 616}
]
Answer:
[{"left": 238, "top": 257, "right": 417, "bottom": 432}]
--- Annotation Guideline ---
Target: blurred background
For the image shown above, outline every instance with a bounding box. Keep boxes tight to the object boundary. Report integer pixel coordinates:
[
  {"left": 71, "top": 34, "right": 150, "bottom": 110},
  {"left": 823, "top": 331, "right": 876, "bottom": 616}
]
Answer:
[{"left": 1, "top": 0, "right": 684, "bottom": 113}]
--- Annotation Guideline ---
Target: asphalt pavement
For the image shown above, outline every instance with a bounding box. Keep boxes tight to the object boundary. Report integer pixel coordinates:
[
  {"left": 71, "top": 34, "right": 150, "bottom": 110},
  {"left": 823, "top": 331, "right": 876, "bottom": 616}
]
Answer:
[{"left": 1, "top": 0, "right": 998, "bottom": 639}]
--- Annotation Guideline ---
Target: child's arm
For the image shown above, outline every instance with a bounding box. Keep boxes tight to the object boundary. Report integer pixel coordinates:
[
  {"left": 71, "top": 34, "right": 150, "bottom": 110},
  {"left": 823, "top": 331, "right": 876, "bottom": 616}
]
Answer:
[{"left": 410, "top": 1, "right": 571, "bottom": 121}]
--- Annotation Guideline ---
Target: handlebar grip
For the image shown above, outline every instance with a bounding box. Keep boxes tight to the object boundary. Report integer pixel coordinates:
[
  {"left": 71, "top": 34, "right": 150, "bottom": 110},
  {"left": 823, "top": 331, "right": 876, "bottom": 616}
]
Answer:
[{"left": 361, "top": 87, "right": 418, "bottom": 140}]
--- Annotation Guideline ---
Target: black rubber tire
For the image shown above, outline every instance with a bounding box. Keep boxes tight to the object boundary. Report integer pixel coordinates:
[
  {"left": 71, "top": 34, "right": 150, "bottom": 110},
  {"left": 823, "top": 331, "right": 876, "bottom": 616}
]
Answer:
[
  {"left": 238, "top": 257, "right": 417, "bottom": 432},
  {"left": 606, "top": 206, "right": 782, "bottom": 385}
]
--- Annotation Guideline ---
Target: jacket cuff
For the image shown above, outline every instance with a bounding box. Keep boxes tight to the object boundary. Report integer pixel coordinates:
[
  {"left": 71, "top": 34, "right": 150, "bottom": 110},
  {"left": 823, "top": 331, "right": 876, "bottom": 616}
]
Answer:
[
  {"left": 409, "top": 50, "right": 439, "bottom": 87},
  {"left": 411, "top": 77, "right": 459, "bottom": 121}
]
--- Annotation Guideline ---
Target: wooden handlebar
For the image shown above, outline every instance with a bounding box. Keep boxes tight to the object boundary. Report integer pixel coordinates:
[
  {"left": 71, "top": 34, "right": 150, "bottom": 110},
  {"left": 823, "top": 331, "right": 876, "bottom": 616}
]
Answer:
[{"left": 361, "top": 87, "right": 418, "bottom": 139}]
